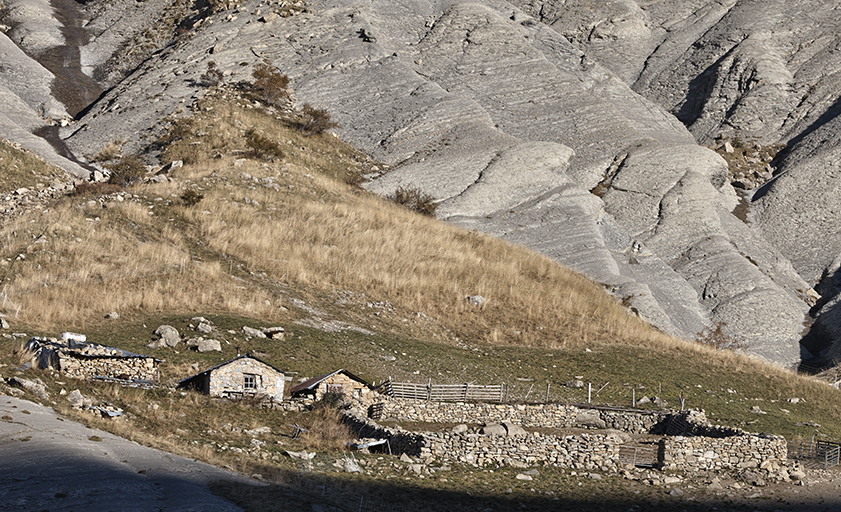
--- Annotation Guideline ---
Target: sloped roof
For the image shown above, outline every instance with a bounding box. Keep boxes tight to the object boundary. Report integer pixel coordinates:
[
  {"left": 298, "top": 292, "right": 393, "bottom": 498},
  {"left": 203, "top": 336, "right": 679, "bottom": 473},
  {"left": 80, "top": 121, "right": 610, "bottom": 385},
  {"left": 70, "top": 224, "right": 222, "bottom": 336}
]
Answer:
[
  {"left": 289, "top": 368, "right": 369, "bottom": 395},
  {"left": 177, "top": 354, "right": 287, "bottom": 387}
]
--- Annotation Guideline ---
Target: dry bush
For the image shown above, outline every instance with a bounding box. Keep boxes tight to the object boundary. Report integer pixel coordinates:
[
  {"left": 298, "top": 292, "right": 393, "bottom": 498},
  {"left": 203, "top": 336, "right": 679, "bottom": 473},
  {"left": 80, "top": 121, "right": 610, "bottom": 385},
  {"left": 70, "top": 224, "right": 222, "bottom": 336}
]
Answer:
[
  {"left": 200, "top": 61, "right": 224, "bottom": 87},
  {"left": 250, "top": 59, "right": 290, "bottom": 106},
  {"left": 695, "top": 321, "right": 748, "bottom": 351},
  {"left": 90, "top": 140, "right": 124, "bottom": 163},
  {"left": 105, "top": 154, "right": 147, "bottom": 187},
  {"left": 300, "top": 406, "right": 352, "bottom": 451},
  {"left": 298, "top": 103, "right": 339, "bottom": 136},
  {"left": 244, "top": 128, "right": 285, "bottom": 161},
  {"left": 72, "top": 182, "right": 123, "bottom": 196},
  {"left": 391, "top": 186, "right": 437, "bottom": 216}
]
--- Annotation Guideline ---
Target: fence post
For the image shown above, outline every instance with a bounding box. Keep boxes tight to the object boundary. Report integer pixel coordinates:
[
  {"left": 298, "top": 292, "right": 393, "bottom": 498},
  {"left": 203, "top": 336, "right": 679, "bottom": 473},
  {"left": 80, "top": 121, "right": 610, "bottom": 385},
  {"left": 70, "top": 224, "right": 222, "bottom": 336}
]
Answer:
[
  {"left": 545, "top": 382, "right": 550, "bottom": 403},
  {"left": 463, "top": 382, "right": 469, "bottom": 401},
  {"left": 588, "top": 383, "right": 592, "bottom": 404},
  {"left": 632, "top": 389, "right": 636, "bottom": 408},
  {"left": 427, "top": 378, "right": 432, "bottom": 402}
]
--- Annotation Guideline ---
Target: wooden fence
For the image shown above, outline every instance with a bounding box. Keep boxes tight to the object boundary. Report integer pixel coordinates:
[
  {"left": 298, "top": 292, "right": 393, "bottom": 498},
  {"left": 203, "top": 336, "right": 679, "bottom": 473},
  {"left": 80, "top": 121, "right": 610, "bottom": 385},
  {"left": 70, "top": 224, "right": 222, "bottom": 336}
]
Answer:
[{"left": 383, "top": 379, "right": 504, "bottom": 403}]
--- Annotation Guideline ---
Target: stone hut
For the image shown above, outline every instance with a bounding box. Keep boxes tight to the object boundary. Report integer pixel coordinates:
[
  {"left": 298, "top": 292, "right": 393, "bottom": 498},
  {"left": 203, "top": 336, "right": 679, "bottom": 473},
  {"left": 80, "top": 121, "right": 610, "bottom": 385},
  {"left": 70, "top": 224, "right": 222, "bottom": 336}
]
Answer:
[
  {"left": 178, "top": 354, "right": 291, "bottom": 401},
  {"left": 290, "top": 369, "right": 372, "bottom": 401},
  {"left": 23, "top": 336, "right": 160, "bottom": 384}
]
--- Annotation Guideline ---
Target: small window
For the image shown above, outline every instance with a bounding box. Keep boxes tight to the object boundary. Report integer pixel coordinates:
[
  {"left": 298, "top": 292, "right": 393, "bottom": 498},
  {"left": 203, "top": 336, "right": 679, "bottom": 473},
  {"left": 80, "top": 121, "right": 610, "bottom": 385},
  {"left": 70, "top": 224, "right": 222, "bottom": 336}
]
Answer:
[
  {"left": 244, "top": 373, "right": 257, "bottom": 390},
  {"left": 327, "top": 383, "right": 344, "bottom": 394}
]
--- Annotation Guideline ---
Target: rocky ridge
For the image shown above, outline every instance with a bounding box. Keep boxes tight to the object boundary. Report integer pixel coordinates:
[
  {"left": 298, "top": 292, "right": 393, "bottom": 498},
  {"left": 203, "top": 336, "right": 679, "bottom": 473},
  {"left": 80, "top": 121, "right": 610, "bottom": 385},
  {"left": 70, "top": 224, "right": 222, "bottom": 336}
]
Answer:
[{"left": 2, "top": 0, "right": 841, "bottom": 367}]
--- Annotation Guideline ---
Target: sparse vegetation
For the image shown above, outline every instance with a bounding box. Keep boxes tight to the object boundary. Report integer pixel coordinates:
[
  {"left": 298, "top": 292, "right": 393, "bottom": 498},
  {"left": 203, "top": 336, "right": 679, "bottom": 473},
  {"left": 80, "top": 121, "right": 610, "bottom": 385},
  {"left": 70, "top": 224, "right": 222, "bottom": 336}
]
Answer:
[
  {"left": 695, "top": 321, "right": 748, "bottom": 351},
  {"left": 392, "top": 185, "right": 438, "bottom": 216},
  {"left": 200, "top": 61, "right": 224, "bottom": 87},
  {"left": 90, "top": 140, "right": 124, "bottom": 163}
]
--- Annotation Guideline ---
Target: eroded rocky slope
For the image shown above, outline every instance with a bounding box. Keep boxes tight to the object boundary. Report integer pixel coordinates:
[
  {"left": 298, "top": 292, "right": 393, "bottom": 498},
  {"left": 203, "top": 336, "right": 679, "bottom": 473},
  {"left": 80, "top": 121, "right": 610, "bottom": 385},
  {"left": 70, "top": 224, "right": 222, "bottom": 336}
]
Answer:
[{"left": 2, "top": 0, "right": 840, "bottom": 367}]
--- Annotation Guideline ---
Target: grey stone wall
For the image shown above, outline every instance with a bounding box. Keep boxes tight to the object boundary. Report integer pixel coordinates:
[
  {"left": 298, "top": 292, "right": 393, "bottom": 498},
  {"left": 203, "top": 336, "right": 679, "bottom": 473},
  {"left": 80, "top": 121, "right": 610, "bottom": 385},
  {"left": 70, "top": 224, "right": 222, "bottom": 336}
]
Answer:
[
  {"left": 347, "top": 400, "right": 787, "bottom": 473},
  {"left": 377, "top": 398, "right": 665, "bottom": 434},
  {"left": 58, "top": 353, "right": 158, "bottom": 382}
]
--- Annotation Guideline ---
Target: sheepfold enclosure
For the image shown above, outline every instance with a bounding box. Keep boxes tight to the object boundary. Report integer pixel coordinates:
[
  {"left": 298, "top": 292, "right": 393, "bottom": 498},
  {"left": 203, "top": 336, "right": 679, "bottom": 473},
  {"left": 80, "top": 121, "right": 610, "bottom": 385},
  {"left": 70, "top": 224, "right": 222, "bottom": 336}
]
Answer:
[{"left": 346, "top": 399, "right": 789, "bottom": 473}]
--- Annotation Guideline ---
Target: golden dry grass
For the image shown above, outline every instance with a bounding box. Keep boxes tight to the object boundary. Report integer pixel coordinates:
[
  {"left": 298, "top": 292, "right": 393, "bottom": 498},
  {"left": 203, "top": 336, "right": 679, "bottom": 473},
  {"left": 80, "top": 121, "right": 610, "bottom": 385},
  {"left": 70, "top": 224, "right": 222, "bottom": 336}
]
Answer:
[{"left": 0, "top": 90, "right": 825, "bottom": 396}]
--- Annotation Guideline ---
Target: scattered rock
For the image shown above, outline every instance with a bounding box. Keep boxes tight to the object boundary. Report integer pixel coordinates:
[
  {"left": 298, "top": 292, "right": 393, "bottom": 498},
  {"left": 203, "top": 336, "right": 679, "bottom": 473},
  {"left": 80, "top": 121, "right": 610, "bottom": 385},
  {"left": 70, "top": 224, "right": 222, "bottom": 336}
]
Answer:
[
  {"left": 466, "top": 295, "right": 485, "bottom": 307},
  {"left": 8, "top": 377, "right": 49, "bottom": 399},
  {"left": 451, "top": 424, "right": 468, "bottom": 434},
  {"left": 153, "top": 325, "right": 180, "bottom": 347},
  {"left": 242, "top": 326, "right": 267, "bottom": 338},
  {"left": 105, "top": 311, "right": 119, "bottom": 319},
  {"left": 515, "top": 473, "right": 532, "bottom": 481}
]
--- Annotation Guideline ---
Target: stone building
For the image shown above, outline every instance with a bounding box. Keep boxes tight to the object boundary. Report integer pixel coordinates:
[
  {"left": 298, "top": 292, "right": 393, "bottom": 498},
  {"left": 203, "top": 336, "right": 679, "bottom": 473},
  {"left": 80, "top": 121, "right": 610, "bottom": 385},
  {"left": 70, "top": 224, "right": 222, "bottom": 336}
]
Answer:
[
  {"left": 290, "top": 369, "right": 372, "bottom": 401},
  {"left": 23, "top": 336, "right": 160, "bottom": 384},
  {"left": 178, "top": 354, "right": 290, "bottom": 401}
]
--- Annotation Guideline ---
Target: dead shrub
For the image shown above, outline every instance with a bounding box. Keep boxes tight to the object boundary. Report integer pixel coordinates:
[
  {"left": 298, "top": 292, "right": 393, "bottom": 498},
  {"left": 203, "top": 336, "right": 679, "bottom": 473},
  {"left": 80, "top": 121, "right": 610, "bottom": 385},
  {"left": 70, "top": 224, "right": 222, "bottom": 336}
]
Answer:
[
  {"left": 90, "top": 140, "right": 124, "bottom": 163},
  {"left": 250, "top": 59, "right": 290, "bottom": 107},
  {"left": 298, "top": 103, "right": 339, "bottom": 136},
  {"left": 200, "top": 61, "right": 224, "bottom": 87},
  {"left": 72, "top": 182, "right": 124, "bottom": 196},
  {"left": 695, "top": 321, "right": 748, "bottom": 351},
  {"left": 300, "top": 406, "right": 352, "bottom": 451},
  {"left": 392, "top": 186, "right": 437, "bottom": 216}
]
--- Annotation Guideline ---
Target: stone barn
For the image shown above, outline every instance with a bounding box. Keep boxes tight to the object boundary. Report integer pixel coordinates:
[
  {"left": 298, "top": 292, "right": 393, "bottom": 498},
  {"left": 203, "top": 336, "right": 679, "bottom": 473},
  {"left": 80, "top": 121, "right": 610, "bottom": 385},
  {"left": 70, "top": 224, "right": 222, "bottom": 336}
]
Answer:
[
  {"left": 290, "top": 369, "right": 372, "bottom": 401},
  {"left": 178, "top": 354, "right": 290, "bottom": 401},
  {"left": 23, "top": 336, "right": 160, "bottom": 384}
]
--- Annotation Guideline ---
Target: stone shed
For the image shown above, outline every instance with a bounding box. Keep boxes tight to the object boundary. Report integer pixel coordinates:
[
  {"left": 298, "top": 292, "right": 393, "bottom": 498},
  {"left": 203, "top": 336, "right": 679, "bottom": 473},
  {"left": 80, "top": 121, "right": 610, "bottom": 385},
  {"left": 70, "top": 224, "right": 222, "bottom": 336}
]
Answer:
[
  {"left": 178, "top": 354, "right": 291, "bottom": 401},
  {"left": 290, "top": 369, "right": 372, "bottom": 401},
  {"left": 23, "top": 336, "right": 160, "bottom": 384}
]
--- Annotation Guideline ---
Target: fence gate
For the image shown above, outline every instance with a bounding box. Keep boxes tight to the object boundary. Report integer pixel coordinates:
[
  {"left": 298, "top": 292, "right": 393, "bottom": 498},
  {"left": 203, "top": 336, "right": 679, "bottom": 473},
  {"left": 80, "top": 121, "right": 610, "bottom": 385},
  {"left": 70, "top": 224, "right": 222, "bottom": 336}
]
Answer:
[
  {"left": 787, "top": 439, "right": 841, "bottom": 469},
  {"left": 617, "top": 444, "right": 659, "bottom": 468}
]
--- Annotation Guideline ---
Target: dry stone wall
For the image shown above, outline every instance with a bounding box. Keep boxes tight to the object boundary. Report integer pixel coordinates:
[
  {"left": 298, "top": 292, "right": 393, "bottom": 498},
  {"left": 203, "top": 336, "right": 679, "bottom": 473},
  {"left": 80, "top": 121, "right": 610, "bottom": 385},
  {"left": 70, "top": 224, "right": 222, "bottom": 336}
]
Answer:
[
  {"left": 377, "top": 398, "right": 665, "bottom": 434},
  {"left": 663, "top": 434, "right": 787, "bottom": 472},
  {"left": 347, "top": 399, "right": 787, "bottom": 473},
  {"left": 58, "top": 353, "right": 158, "bottom": 382}
]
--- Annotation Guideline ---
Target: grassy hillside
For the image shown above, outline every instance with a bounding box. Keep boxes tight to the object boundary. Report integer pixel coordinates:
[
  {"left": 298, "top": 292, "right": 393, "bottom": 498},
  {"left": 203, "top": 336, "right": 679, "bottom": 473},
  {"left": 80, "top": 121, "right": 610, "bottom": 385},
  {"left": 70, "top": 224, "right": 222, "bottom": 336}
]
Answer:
[{"left": 2, "top": 83, "right": 841, "bottom": 511}]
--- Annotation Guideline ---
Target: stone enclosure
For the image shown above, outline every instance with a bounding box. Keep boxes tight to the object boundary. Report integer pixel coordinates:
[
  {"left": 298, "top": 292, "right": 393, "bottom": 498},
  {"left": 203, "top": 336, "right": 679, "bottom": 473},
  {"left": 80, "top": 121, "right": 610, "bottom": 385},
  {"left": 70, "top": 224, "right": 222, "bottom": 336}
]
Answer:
[{"left": 343, "top": 398, "right": 788, "bottom": 476}]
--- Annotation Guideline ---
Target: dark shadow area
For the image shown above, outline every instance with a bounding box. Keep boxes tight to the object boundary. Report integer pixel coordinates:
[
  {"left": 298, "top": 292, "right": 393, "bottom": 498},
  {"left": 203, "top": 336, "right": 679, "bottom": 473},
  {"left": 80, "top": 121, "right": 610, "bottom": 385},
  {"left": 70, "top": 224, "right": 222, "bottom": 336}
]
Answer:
[
  {"left": 0, "top": 446, "right": 245, "bottom": 511},
  {"left": 673, "top": 48, "right": 735, "bottom": 129},
  {"left": 209, "top": 458, "right": 841, "bottom": 512},
  {"left": 799, "top": 266, "right": 841, "bottom": 371}
]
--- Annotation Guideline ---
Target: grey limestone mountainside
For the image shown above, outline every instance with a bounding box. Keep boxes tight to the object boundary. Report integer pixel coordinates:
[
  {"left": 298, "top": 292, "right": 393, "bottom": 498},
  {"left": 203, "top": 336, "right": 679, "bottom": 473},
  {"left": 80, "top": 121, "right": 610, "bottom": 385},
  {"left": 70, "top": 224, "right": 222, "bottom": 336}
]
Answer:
[{"left": 3, "top": 0, "right": 841, "bottom": 367}]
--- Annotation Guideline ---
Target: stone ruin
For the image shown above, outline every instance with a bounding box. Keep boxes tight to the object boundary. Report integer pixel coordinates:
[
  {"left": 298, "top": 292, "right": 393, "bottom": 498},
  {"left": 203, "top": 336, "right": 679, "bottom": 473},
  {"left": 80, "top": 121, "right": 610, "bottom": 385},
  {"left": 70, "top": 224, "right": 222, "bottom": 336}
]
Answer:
[{"left": 22, "top": 334, "right": 160, "bottom": 385}]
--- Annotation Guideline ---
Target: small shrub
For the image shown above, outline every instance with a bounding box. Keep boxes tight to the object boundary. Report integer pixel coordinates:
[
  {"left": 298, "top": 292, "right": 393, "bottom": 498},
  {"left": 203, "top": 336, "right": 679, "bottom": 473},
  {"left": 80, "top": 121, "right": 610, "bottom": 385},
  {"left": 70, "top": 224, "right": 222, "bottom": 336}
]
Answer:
[
  {"left": 251, "top": 59, "right": 290, "bottom": 106},
  {"left": 298, "top": 103, "right": 339, "bottom": 136},
  {"left": 181, "top": 189, "right": 204, "bottom": 206},
  {"left": 156, "top": 118, "right": 195, "bottom": 147},
  {"left": 695, "top": 321, "right": 748, "bottom": 351},
  {"left": 392, "top": 186, "right": 437, "bottom": 216},
  {"left": 105, "top": 154, "right": 147, "bottom": 188},
  {"left": 244, "top": 128, "right": 285, "bottom": 161},
  {"left": 200, "top": 61, "right": 224, "bottom": 87}
]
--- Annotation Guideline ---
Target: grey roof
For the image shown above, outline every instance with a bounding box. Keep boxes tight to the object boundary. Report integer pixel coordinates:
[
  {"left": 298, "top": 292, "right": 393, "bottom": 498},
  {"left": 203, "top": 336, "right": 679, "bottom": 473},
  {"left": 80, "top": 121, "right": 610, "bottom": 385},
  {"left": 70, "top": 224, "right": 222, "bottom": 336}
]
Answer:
[{"left": 289, "top": 368, "right": 369, "bottom": 395}]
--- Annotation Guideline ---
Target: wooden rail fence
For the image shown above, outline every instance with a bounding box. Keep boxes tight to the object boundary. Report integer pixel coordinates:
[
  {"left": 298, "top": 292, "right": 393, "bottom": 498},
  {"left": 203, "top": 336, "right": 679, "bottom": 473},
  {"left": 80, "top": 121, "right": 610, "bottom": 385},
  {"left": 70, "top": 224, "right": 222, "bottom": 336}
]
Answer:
[{"left": 383, "top": 379, "right": 504, "bottom": 403}]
